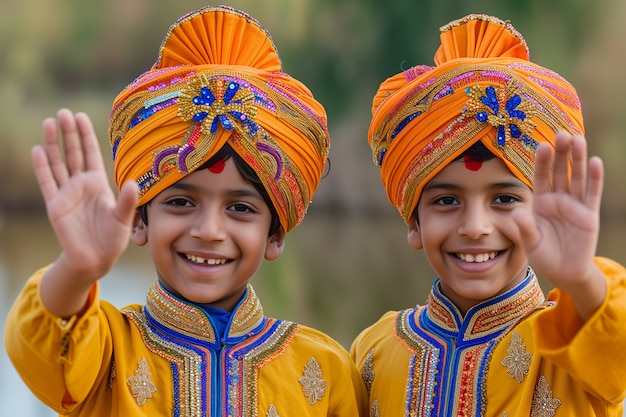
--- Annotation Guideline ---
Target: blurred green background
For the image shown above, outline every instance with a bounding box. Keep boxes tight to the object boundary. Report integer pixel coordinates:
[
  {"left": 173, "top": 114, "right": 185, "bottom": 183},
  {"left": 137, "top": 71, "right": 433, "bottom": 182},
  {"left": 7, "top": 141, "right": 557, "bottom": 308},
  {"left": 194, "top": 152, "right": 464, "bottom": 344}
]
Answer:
[{"left": 1, "top": 1, "right": 625, "bottom": 415}]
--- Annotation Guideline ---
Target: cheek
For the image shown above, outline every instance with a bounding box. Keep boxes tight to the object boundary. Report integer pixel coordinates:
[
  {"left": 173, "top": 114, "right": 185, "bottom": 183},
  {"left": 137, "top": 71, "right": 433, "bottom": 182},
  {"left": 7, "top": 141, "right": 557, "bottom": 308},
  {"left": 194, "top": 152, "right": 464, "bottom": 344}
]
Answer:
[{"left": 418, "top": 219, "right": 449, "bottom": 246}]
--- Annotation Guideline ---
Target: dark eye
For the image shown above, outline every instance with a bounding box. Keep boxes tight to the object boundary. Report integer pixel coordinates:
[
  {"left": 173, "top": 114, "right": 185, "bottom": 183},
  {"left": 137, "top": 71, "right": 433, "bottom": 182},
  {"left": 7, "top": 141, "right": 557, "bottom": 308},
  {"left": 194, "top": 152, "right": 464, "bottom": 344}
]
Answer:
[
  {"left": 229, "top": 203, "right": 254, "bottom": 213},
  {"left": 167, "top": 198, "right": 192, "bottom": 207},
  {"left": 494, "top": 195, "right": 519, "bottom": 204},
  {"left": 435, "top": 196, "right": 458, "bottom": 206}
]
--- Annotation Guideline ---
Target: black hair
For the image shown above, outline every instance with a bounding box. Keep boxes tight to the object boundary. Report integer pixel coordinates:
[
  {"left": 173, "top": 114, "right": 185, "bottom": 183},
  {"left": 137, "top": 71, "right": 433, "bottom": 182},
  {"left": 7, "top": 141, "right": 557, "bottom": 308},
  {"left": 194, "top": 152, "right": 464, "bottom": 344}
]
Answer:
[
  {"left": 410, "top": 141, "right": 497, "bottom": 222},
  {"left": 137, "top": 144, "right": 281, "bottom": 237},
  {"left": 457, "top": 141, "right": 496, "bottom": 163}
]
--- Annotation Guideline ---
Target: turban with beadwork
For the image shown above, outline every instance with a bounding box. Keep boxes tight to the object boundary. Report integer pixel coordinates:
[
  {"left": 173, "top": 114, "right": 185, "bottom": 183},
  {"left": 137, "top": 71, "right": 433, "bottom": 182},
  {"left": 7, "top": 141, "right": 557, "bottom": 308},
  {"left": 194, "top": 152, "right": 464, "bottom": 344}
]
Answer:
[
  {"left": 369, "top": 14, "right": 584, "bottom": 223},
  {"left": 109, "top": 6, "right": 329, "bottom": 233}
]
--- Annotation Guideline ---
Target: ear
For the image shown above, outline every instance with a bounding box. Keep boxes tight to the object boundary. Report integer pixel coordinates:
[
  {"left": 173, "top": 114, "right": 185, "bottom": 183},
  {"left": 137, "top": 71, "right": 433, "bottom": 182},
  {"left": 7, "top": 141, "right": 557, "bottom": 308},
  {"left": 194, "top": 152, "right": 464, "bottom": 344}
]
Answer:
[
  {"left": 264, "top": 227, "right": 286, "bottom": 261},
  {"left": 407, "top": 216, "right": 423, "bottom": 250},
  {"left": 130, "top": 211, "right": 148, "bottom": 246}
]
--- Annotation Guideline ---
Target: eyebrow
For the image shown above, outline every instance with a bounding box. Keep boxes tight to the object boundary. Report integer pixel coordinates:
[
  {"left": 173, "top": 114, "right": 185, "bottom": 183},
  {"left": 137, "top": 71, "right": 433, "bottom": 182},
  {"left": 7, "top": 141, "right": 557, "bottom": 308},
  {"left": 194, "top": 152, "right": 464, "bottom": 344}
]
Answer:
[
  {"left": 166, "top": 182, "right": 265, "bottom": 200},
  {"left": 423, "top": 180, "right": 528, "bottom": 192}
]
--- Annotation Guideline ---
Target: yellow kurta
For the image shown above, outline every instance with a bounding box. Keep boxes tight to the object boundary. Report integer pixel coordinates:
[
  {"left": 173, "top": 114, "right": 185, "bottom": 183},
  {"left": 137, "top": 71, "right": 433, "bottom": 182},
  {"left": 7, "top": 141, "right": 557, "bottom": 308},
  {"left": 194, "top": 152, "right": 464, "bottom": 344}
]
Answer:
[
  {"left": 351, "top": 257, "right": 626, "bottom": 416},
  {"left": 5, "top": 267, "right": 367, "bottom": 416}
]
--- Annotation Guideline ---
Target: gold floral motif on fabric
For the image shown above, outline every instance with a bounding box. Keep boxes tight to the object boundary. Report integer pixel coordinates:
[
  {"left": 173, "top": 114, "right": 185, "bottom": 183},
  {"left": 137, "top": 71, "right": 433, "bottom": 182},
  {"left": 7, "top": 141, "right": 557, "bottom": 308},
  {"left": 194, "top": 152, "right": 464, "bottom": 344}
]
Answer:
[
  {"left": 361, "top": 349, "right": 375, "bottom": 393},
  {"left": 266, "top": 404, "right": 280, "bottom": 417},
  {"left": 531, "top": 376, "right": 561, "bottom": 417},
  {"left": 501, "top": 331, "right": 532, "bottom": 382},
  {"left": 298, "top": 357, "right": 328, "bottom": 405},
  {"left": 127, "top": 357, "right": 157, "bottom": 406}
]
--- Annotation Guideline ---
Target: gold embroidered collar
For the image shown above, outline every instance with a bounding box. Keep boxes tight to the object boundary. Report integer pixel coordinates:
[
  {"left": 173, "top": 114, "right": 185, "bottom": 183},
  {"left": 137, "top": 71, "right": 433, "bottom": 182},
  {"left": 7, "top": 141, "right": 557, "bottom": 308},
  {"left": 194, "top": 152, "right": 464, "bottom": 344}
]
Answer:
[
  {"left": 426, "top": 270, "right": 545, "bottom": 342},
  {"left": 144, "top": 280, "right": 265, "bottom": 345}
]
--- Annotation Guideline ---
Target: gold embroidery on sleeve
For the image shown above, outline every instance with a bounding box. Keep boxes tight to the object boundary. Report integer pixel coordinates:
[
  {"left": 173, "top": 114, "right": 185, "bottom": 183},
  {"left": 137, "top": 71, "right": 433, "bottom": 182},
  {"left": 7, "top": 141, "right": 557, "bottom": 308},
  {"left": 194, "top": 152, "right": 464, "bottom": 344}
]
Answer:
[
  {"left": 370, "top": 399, "right": 380, "bottom": 417},
  {"left": 362, "top": 349, "right": 376, "bottom": 393},
  {"left": 107, "top": 358, "right": 117, "bottom": 388},
  {"left": 501, "top": 331, "right": 532, "bottom": 382},
  {"left": 267, "top": 404, "right": 280, "bottom": 417},
  {"left": 531, "top": 376, "right": 561, "bottom": 417},
  {"left": 298, "top": 357, "right": 328, "bottom": 405},
  {"left": 127, "top": 357, "right": 157, "bottom": 406}
]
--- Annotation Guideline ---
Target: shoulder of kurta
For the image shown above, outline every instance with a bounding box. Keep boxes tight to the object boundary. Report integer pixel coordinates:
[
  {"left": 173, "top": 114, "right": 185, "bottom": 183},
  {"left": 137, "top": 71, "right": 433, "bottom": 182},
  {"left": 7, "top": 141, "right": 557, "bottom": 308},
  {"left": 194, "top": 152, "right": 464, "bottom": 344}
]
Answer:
[
  {"left": 350, "top": 310, "right": 404, "bottom": 368},
  {"left": 286, "top": 323, "right": 352, "bottom": 358}
]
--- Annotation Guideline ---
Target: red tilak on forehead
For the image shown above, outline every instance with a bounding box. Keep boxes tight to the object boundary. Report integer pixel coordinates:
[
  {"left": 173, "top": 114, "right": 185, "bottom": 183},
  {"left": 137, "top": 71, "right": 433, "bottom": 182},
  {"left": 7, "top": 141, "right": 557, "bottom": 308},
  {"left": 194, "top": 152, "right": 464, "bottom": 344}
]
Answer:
[
  {"left": 207, "top": 158, "right": 225, "bottom": 173},
  {"left": 463, "top": 155, "right": 483, "bottom": 171}
]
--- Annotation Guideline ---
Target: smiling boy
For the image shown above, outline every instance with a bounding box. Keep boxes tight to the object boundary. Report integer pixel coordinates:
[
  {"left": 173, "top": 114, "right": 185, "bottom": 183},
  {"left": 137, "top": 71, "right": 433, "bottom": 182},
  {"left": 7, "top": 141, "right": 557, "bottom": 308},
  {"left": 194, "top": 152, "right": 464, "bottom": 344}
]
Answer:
[
  {"left": 412, "top": 143, "right": 535, "bottom": 316},
  {"left": 351, "top": 14, "right": 626, "bottom": 416},
  {"left": 4, "top": 6, "right": 366, "bottom": 416}
]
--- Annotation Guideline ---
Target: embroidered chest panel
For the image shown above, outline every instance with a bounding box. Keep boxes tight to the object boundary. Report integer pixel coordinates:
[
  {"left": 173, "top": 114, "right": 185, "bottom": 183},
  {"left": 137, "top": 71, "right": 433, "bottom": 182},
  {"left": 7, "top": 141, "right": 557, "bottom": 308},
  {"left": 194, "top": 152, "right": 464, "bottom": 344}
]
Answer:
[
  {"left": 390, "top": 275, "right": 546, "bottom": 417},
  {"left": 119, "top": 282, "right": 308, "bottom": 416},
  {"left": 394, "top": 309, "right": 501, "bottom": 416},
  {"left": 125, "top": 309, "right": 298, "bottom": 417}
]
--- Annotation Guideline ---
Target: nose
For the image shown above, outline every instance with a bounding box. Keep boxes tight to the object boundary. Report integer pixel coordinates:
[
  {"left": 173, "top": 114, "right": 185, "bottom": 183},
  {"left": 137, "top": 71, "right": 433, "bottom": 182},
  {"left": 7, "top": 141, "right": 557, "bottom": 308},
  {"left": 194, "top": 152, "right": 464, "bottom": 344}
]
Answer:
[
  {"left": 190, "top": 209, "right": 227, "bottom": 241},
  {"left": 457, "top": 202, "right": 493, "bottom": 239}
]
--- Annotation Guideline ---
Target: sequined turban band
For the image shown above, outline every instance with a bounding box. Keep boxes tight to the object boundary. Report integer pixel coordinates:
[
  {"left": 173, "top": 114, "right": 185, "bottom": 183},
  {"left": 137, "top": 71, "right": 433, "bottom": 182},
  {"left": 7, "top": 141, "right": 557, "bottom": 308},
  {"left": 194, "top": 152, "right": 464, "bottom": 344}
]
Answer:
[
  {"left": 368, "top": 14, "right": 584, "bottom": 223},
  {"left": 109, "top": 6, "right": 329, "bottom": 233}
]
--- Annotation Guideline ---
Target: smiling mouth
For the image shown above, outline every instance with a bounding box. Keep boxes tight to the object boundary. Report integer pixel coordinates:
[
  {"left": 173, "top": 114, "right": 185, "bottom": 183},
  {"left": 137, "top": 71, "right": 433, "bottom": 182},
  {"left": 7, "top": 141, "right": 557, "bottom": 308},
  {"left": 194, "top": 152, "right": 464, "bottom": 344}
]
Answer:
[
  {"left": 456, "top": 251, "right": 499, "bottom": 263},
  {"left": 184, "top": 254, "right": 228, "bottom": 265}
]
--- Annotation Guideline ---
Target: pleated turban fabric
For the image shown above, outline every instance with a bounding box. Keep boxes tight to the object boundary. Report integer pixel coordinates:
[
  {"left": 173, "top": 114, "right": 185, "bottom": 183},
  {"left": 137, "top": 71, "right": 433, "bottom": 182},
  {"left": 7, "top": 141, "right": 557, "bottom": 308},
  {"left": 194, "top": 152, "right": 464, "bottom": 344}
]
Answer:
[
  {"left": 109, "top": 6, "right": 329, "bottom": 233},
  {"left": 369, "top": 14, "right": 584, "bottom": 223}
]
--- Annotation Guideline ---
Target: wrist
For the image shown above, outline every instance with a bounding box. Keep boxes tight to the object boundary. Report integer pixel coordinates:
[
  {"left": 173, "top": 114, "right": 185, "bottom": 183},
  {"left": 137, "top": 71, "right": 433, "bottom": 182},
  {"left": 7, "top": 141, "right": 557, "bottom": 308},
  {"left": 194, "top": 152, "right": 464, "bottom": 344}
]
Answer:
[
  {"left": 563, "top": 264, "right": 607, "bottom": 322},
  {"left": 39, "top": 255, "right": 101, "bottom": 318}
]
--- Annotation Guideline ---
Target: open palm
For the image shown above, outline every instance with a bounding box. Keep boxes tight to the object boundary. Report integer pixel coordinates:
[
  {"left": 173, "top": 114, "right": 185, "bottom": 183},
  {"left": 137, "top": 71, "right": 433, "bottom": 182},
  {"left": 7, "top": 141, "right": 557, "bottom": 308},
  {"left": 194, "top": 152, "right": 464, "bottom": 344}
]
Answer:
[
  {"left": 33, "top": 109, "right": 138, "bottom": 282},
  {"left": 513, "top": 132, "right": 603, "bottom": 290}
]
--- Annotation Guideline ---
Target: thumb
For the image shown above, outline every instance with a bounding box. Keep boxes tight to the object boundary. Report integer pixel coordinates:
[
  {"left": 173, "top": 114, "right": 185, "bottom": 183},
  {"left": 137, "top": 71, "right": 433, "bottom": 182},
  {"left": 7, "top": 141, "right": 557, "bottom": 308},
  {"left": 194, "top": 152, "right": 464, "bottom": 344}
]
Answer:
[
  {"left": 115, "top": 180, "right": 139, "bottom": 227},
  {"left": 511, "top": 206, "right": 540, "bottom": 254}
]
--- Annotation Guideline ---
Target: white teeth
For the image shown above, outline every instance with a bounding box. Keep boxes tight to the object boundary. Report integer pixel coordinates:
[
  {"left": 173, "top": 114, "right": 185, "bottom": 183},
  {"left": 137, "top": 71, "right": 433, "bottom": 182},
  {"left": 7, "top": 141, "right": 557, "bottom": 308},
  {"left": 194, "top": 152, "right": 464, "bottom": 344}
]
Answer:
[
  {"left": 457, "top": 252, "right": 497, "bottom": 263},
  {"left": 186, "top": 254, "right": 227, "bottom": 265}
]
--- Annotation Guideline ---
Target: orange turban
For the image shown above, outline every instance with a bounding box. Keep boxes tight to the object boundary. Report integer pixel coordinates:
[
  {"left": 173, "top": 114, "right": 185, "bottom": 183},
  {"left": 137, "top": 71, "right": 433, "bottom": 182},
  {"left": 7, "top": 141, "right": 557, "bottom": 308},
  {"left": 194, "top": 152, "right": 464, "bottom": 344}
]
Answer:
[
  {"left": 108, "top": 6, "right": 329, "bottom": 233},
  {"left": 368, "top": 14, "right": 584, "bottom": 223}
]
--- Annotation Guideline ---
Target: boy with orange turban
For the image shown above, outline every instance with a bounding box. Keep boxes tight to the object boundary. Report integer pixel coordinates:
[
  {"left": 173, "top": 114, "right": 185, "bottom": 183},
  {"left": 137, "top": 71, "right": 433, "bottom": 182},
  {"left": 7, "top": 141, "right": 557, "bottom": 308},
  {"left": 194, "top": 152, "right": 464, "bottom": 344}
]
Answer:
[
  {"left": 351, "top": 14, "right": 626, "bottom": 416},
  {"left": 5, "top": 6, "right": 366, "bottom": 416}
]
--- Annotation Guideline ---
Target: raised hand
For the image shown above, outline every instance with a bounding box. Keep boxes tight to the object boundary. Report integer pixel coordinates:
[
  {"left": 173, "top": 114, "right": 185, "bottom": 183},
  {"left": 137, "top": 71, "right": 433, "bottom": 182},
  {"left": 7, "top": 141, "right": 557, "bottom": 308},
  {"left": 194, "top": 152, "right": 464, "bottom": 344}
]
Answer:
[
  {"left": 513, "top": 131, "right": 606, "bottom": 320},
  {"left": 34, "top": 109, "right": 138, "bottom": 316}
]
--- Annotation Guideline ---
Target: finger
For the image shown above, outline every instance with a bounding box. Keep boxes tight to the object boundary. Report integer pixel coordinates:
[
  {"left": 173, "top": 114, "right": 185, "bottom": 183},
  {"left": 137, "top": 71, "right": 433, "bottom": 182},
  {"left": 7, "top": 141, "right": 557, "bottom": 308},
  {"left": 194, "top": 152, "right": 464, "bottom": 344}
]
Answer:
[
  {"left": 532, "top": 142, "right": 553, "bottom": 195},
  {"left": 569, "top": 135, "right": 588, "bottom": 201},
  {"left": 75, "top": 112, "right": 106, "bottom": 173},
  {"left": 552, "top": 132, "right": 573, "bottom": 192},
  {"left": 115, "top": 180, "right": 139, "bottom": 227},
  {"left": 31, "top": 145, "right": 59, "bottom": 203},
  {"left": 586, "top": 156, "right": 604, "bottom": 214},
  {"left": 41, "top": 115, "right": 69, "bottom": 185},
  {"left": 56, "top": 108, "right": 86, "bottom": 175}
]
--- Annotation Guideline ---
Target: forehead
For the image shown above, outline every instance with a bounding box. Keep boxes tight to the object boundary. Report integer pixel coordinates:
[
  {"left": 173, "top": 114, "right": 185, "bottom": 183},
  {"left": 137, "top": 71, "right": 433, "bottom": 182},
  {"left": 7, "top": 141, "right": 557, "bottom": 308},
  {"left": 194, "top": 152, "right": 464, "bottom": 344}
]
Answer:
[
  {"left": 165, "top": 158, "right": 255, "bottom": 192},
  {"left": 424, "top": 157, "right": 526, "bottom": 190}
]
